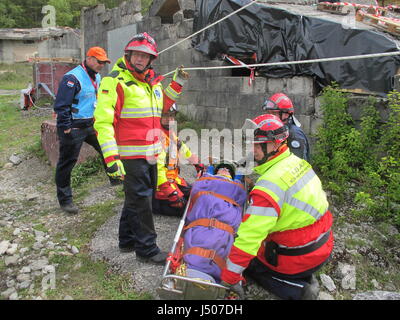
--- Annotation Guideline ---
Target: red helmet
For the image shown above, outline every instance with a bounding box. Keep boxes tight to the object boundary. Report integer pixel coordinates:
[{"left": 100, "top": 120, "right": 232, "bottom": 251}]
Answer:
[
  {"left": 262, "top": 93, "right": 294, "bottom": 114},
  {"left": 252, "top": 114, "right": 289, "bottom": 144},
  {"left": 124, "top": 32, "right": 158, "bottom": 58}
]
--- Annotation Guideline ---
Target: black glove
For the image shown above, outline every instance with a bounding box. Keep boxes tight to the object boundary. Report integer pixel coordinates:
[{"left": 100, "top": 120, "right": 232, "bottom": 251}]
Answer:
[{"left": 221, "top": 281, "right": 245, "bottom": 300}]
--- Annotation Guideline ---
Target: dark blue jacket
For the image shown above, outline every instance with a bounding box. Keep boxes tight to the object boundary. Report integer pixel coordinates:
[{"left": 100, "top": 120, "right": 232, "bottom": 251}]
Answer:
[
  {"left": 287, "top": 119, "right": 310, "bottom": 162},
  {"left": 53, "top": 62, "right": 97, "bottom": 130}
]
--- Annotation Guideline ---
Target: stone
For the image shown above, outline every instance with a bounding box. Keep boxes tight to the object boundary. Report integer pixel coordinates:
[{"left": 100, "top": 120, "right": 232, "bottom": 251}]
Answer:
[
  {"left": 71, "top": 246, "right": 79, "bottom": 254},
  {"left": 64, "top": 295, "right": 74, "bottom": 300},
  {"left": 6, "top": 243, "right": 18, "bottom": 255},
  {"left": 20, "top": 266, "right": 31, "bottom": 273},
  {"left": 353, "top": 291, "right": 400, "bottom": 300},
  {"left": 1, "top": 287, "right": 16, "bottom": 299},
  {"left": 0, "top": 240, "right": 10, "bottom": 255},
  {"left": 43, "top": 265, "right": 56, "bottom": 274},
  {"left": 3, "top": 162, "right": 13, "bottom": 169},
  {"left": 320, "top": 274, "right": 336, "bottom": 292},
  {"left": 29, "top": 259, "right": 49, "bottom": 271},
  {"left": 337, "top": 263, "right": 356, "bottom": 290},
  {"left": 9, "top": 154, "right": 22, "bottom": 165},
  {"left": 4, "top": 255, "right": 19, "bottom": 266},
  {"left": 9, "top": 292, "right": 19, "bottom": 300},
  {"left": 18, "top": 280, "right": 32, "bottom": 290},
  {"left": 13, "top": 228, "right": 21, "bottom": 236},
  {"left": 318, "top": 291, "right": 335, "bottom": 300},
  {"left": 17, "top": 273, "right": 30, "bottom": 282}
]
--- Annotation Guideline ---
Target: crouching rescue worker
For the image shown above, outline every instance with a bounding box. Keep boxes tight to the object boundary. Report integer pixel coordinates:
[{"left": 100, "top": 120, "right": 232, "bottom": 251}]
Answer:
[
  {"left": 153, "top": 103, "right": 203, "bottom": 217},
  {"left": 221, "top": 114, "right": 333, "bottom": 300},
  {"left": 93, "top": 32, "right": 189, "bottom": 264}
]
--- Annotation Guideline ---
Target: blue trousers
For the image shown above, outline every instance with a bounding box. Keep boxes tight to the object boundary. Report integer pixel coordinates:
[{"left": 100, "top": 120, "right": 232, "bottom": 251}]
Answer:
[{"left": 119, "top": 158, "right": 160, "bottom": 257}]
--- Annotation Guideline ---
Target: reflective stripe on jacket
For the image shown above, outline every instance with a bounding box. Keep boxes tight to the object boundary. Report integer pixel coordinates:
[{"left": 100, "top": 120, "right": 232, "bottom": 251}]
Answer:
[
  {"left": 157, "top": 130, "right": 192, "bottom": 187},
  {"left": 66, "top": 65, "right": 101, "bottom": 119},
  {"left": 94, "top": 57, "right": 181, "bottom": 162},
  {"left": 228, "top": 148, "right": 333, "bottom": 276}
]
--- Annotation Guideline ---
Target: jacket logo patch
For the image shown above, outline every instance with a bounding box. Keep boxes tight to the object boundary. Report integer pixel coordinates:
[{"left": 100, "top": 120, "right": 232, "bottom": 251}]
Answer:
[
  {"left": 102, "top": 89, "right": 109, "bottom": 94},
  {"left": 67, "top": 81, "right": 75, "bottom": 88},
  {"left": 154, "top": 89, "right": 162, "bottom": 99}
]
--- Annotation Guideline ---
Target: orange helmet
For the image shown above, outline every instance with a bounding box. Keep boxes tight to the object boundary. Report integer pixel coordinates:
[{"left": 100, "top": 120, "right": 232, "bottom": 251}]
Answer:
[
  {"left": 124, "top": 32, "right": 158, "bottom": 58},
  {"left": 252, "top": 114, "right": 289, "bottom": 144},
  {"left": 262, "top": 93, "right": 294, "bottom": 114}
]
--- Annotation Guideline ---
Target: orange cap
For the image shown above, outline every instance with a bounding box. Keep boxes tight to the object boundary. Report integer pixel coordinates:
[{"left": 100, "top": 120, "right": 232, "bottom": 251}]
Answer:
[{"left": 86, "top": 46, "right": 111, "bottom": 63}]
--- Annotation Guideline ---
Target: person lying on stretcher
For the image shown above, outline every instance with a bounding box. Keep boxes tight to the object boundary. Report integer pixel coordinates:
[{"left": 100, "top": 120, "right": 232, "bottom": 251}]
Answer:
[{"left": 175, "top": 161, "right": 247, "bottom": 284}]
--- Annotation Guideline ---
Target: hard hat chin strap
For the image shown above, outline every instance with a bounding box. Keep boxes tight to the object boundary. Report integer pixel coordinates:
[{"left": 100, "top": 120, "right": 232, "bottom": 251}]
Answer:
[{"left": 256, "top": 143, "right": 280, "bottom": 165}]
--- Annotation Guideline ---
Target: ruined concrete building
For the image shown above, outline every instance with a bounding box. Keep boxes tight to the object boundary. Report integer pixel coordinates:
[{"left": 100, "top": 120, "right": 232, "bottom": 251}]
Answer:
[
  {"left": 0, "top": 27, "right": 80, "bottom": 64},
  {"left": 81, "top": 0, "right": 397, "bottom": 141}
]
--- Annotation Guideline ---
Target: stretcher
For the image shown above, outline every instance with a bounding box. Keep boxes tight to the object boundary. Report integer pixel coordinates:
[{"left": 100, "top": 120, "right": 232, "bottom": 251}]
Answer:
[{"left": 157, "top": 165, "right": 248, "bottom": 300}]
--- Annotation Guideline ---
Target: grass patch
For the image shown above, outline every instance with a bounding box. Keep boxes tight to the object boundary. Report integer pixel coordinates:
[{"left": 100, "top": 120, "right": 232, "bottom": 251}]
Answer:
[
  {"left": 0, "top": 95, "right": 51, "bottom": 166},
  {"left": 62, "top": 199, "right": 122, "bottom": 246},
  {"left": 0, "top": 63, "right": 33, "bottom": 90},
  {"left": 47, "top": 254, "right": 151, "bottom": 300}
]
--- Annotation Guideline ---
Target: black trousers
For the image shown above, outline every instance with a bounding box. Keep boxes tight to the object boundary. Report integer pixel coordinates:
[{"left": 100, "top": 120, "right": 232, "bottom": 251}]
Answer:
[
  {"left": 119, "top": 158, "right": 160, "bottom": 257},
  {"left": 55, "top": 126, "right": 108, "bottom": 205},
  {"left": 244, "top": 258, "right": 325, "bottom": 300}
]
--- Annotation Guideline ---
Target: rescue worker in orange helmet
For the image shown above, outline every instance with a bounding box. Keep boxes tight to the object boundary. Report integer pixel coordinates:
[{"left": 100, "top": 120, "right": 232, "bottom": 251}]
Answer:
[
  {"left": 153, "top": 103, "right": 204, "bottom": 217},
  {"left": 94, "top": 32, "right": 189, "bottom": 265},
  {"left": 220, "top": 114, "right": 333, "bottom": 300},
  {"left": 262, "top": 93, "right": 310, "bottom": 162}
]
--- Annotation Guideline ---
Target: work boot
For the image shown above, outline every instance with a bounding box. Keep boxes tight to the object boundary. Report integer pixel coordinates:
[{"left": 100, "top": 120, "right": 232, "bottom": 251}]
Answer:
[
  {"left": 301, "top": 275, "right": 320, "bottom": 300},
  {"left": 60, "top": 203, "right": 79, "bottom": 215},
  {"left": 109, "top": 178, "right": 123, "bottom": 187},
  {"left": 136, "top": 251, "right": 168, "bottom": 265},
  {"left": 119, "top": 245, "right": 135, "bottom": 253}
]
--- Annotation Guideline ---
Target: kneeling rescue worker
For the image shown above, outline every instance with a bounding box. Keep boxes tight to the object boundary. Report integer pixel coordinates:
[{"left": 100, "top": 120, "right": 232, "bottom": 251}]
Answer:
[{"left": 221, "top": 114, "right": 334, "bottom": 300}]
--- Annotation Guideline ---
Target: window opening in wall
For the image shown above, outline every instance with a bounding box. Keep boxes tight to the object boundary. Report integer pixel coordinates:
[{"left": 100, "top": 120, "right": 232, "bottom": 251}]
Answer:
[{"left": 156, "top": 0, "right": 180, "bottom": 24}]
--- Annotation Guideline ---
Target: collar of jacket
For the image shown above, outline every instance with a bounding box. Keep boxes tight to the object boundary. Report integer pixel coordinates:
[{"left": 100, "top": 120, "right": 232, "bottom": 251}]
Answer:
[
  {"left": 117, "top": 57, "right": 164, "bottom": 86},
  {"left": 83, "top": 60, "right": 97, "bottom": 80},
  {"left": 253, "top": 145, "right": 290, "bottom": 176}
]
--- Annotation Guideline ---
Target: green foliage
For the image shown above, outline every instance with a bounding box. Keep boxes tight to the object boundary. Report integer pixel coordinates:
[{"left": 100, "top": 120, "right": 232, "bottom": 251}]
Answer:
[
  {"left": 314, "top": 85, "right": 400, "bottom": 228},
  {"left": 0, "top": 0, "right": 152, "bottom": 28},
  {"left": 71, "top": 156, "right": 104, "bottom": 188}
]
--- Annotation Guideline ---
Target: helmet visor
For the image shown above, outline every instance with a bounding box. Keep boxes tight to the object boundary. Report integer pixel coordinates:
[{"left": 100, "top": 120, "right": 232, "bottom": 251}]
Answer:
[{"left": 262, "top": 99, "right": 279, "bottom": 111}]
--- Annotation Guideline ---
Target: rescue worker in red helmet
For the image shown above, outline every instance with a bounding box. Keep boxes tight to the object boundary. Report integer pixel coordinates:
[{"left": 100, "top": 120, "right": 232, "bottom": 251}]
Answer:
[
  {"left": 262, "top": 93, "right": 310, "bottom": 162},
  {"left": 220, "top": 114, "right": 333, "bottom": 300},
  {"left": 94, "top": 32, "right": 189, "bottom": 265},
  {"left": 153, "top": 103, "right": 204, "bottom": 216}
]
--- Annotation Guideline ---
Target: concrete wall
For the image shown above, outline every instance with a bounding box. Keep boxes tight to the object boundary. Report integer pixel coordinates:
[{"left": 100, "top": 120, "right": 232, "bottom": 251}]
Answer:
[
  {"left": 0, "top": 39, "right": 39, "bottom": 63},
  {"left": 81, "top": 1, "right": 142, "bottom": 75},
  {"left": 82, "top": 0, "right": 390, "bottom": 144},
  {"left": 38, "top": 31, "right": 81, "bottom": 60}
]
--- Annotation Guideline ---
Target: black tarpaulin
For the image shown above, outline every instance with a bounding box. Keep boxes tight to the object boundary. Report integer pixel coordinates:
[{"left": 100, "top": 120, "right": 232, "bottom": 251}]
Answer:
[{"left": 192, "top": 0, "right": 400, "bottom": 96}]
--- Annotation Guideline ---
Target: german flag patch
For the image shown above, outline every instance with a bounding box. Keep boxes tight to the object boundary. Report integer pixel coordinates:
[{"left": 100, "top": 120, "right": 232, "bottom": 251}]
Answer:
[{"left": 102, "top": 89, "right": 109, "bottom": 94}]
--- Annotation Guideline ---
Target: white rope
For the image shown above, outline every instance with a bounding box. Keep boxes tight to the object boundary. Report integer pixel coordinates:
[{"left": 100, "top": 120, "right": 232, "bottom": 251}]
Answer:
[
  {"left": 163, "top": 51, "right": 400, "bottom": 77},
  {"left": 158, "top": 0, "right": 257, "bottom": 55}
]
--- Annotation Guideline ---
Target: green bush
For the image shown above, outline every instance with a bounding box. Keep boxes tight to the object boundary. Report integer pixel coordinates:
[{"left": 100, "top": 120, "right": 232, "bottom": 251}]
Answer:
[
  {"left": 71, "top": 156, "right": 104, "bottom": 188},
  {"left": 313, "top": 85, "right": 400, "bottom": 228}
]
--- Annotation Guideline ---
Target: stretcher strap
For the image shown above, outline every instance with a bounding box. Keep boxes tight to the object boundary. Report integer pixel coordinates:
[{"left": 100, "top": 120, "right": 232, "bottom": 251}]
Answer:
[
  {"left": 167, "top": 236, "right": 184, "bottom": 273},
  {"left": 183, "top": 218, "right": 235, "bottom": 235},
  {"left": 184, "top": 247, "right": 226, "bottom": 271},
  {"left": 197, "top": 177, "right": 246, "bottom": 190},
  {"left": 191, "top": 191, "right": 240, "bottom": 207}
]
